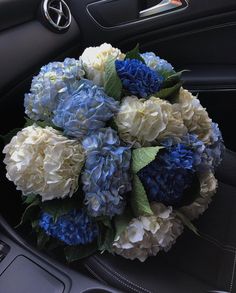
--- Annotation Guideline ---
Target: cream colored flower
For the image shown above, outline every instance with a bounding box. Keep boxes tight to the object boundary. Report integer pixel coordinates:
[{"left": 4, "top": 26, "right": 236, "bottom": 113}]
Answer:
[
  {"left": 80, "top": 43, "right": 125, "bottom": 86},
  {"left": 115, "top": 96, "right": 186, "bottom": 147},
  {"left": 180, "top": 171, "right": 218, "bottom": 220},
  {"left": 157, "top": 99, "right": 187, "bottom": 143},
  {"left": 176, "top": 88, "right": 212, "bottom": 144},
  {"left": 112, "top": 203, "right": 183, "bottom": 262},
  {"left": 3, "top": 125, "right": 85, "bottom": 201}
]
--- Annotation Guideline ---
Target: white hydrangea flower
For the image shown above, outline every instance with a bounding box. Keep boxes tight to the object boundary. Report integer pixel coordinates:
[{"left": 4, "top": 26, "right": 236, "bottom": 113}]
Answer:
[
  {"left": 113, "top": 203, "right": 184, "bottom": 262},
  {"left": 115, "top": 96, "right": 186, "bottom": 147},
  {"left": 180, "top": 171, "right": 218, "bottom": 220},
  {"left": 80, "top": 43, "right": 125, "bottom": 86},
  {"left": 157, "top": 99, "right": 187, "bottom": 143},
  {"left": 3, "top": 125, "right": 85, "bottom": 201},
  {"left": 176, "top": 88, "right": 212, "bottom": 144}
]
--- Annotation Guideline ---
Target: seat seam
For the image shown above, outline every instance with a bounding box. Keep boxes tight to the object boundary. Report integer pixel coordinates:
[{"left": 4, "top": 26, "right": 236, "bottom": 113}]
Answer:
[
  {"left": 93, "top": 256, "right": 152, "bottom": 293},
  {"left": 199, "top": 232, "right": 236, "bottom": 253},
  {"left": 229, "top": 249, "right": 236, "bottom": 293},
  {"left": 84, "top": 263, "right": 108, "bottom": 284},
  {"left": 91, "top": 257, "right": 147, "bottom": 293}
]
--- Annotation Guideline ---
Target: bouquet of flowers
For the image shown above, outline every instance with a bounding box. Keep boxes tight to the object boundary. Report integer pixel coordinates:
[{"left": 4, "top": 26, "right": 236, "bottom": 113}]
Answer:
[{"left": 2, "top": 43, "right": 225, "bottom": 262}]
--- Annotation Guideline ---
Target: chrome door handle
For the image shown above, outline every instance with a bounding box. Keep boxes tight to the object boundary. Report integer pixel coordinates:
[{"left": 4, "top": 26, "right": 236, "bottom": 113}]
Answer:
[{"left": 139, "top": 0, "right": 188, "bottom": 18}]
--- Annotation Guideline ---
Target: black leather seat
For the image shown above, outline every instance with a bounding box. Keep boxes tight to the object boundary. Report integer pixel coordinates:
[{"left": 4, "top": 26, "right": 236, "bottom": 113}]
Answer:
[{"left": 84, "top": 149, "right": 236, "bottom": 293}]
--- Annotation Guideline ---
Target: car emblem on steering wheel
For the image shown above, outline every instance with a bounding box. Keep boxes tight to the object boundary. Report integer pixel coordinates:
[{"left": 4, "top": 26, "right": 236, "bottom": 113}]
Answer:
[{"left": 42, "top": 0, "right": 72, "bottom": 32}]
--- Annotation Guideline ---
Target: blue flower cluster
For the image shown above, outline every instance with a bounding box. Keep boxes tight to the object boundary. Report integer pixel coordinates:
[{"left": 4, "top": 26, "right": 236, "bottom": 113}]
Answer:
[
  {"left": 24, "top": 58, "right": 84, "bottom": 121},
  {"left": 162, "top": 125, "right": 225, "bottom": 173},
  {"left": 53, "top": 80, "right": 119, "bottom": 140},
  {"left": 39, "top": 209, "right": 98, "bottom": 246},
  {"left": 115, "top": 59, "right": 163, "bottom": 98},
  {"left": 138, "top": 144, "right": 195, "bottom": 206},
  {"left": 142, "top": 52, "right": 174, "bottom": 74},
  {"left": 205, "top": 123, "right": 225, "bottom": 169},
  {"left": 179, "top": 134, "right": 210, "bottom": 172},
  {"left": 82, "top": 128, "right": 131, "bottom": 217}
]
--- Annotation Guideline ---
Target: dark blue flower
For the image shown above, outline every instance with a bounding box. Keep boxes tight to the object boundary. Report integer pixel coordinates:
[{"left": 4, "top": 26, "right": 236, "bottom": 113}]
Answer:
[
  {"left": 180, "top": 134, "right": 210, "bottom": 172},
  {"left": 53, "top": 79, "right": 119, "bottom": 140},
  {"left": 115, "top": 59, "right": 163, "bottom": 98},
  {"left": 82, "top": 128, "right": 132, "bottom": 217},
  {"left": 138, "top": 144, "right": 195, "bottom": 206},
  {"left": 161, "top": 131, "right": 224, "bottom": 173},
  {"left": 39, "top": 209, "right": 98, "bottom": 246}
]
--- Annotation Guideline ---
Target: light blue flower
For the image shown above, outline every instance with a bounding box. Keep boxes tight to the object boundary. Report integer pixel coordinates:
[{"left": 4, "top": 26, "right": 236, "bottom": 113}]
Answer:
[
  {"left": 82, "top": 128, "right": 132, "bottom": 217},
  {"left": 142, "top": 52, "right": 174, "bottom": 74},
  {"left": 206, "top": 123, "right": 225, "bottom": 169},
  {"left": 24, "top": 58, "right": 85, "bottom": 121},
  {"left": 39, "top": 209, "right": 99, "bottom": 246},
  {"left": 53, "top": 80, "right": 119, "bottom": 140}
]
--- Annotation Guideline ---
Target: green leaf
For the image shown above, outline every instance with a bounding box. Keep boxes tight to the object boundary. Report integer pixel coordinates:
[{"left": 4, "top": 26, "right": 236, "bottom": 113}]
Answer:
[
  {"left": 0, "top": 128, "right": 22, "bottom": 145},
  {"left": 42, "top": 198, "right": 78, "bottom": 222},
  {"left": 125, "top": 44, "right": 145, "bottom": 64},
  {"left": 24, "top": 117, "right": 61, "bottom": 131},
  {"left": 31, "top": 219, "right": 39, "bottom": 230},
  {"left": 155, "top": 81, "right": 182, "bottom": 101},
  {"left": 108, "top": 118, "right": 118, "bottom": 132},
  {"left": 158, "top": 69, "right": 176, "bottom": 80},
  {"left": 65, "top": 242, "right": 98, "bottom": 262},
  {"left": 175, "top": 211, "right": 199, "bottom": 236},
  {"left": 104, "top": 56, "right": 122, "bottom": 100},
  {"left": 98, "top": 228, "right": 115, "bottom": 253},
  {"left": 132, "top": 146, "right": 163, "bottom": 174},
  {"left": 37, "top": 230, "right": 51, "bottom": 249},
  {"left": 23, "top": 194, "right": 38, "bottom": 205},
  {"left": 24, "top": 117, "right": 48, "bottom": 128},
  {"left": 131, "top": 175, "right": 153, "bottom": 217},
  {"left": 101, "top": 217, "right": 112, "bottom": 229},
  {"left": 162, "top": 70, "right": 188, "bottom": 88},
  {"left": 15, "top": 197, "right": 40, "bottom": 228},
  {"left": 114, "top": 209, "right": 133, "bottom": 239}
]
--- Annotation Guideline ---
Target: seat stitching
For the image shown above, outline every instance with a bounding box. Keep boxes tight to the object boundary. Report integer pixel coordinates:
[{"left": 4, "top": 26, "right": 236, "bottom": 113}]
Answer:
[
  {"left": 85, "top": 263, "right": 139, "bottom": 292},
  {"left": 93, "top": 255, "right": 152, "bottom": 293},
  {"left": 93, "top": 256, "right": 152, "bottom": 293},
  {"left": 229, "top": 249, "right": 236, "bottom": 293},
  {"left": 92, "top": 257, "right": 147, "bottom": 293},
  {"left": 84, "top": 263, "right": 108, "bottom": 284},
  {"left": 199, "top": 232, "right": 236, "bottom": 253}
]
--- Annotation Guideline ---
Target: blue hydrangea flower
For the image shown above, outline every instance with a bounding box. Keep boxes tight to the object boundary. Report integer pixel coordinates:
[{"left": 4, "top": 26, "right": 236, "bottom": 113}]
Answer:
[
  {"left": 138, "top": 144, "right": 195, "bottom": 206},
  {"left": 205, "top": 123, "right": 225, "bottom": 169},
  {"left": 39, "top": 209, "right": 98, "bottom": 246},
  {"left": 24, "top": 58, "right": 85, "bottom": 121},
  {"left": 115, "top": 59, "right": 163, "bottom": 98},
  {"left": 161, "top": 132, "right": 223, "bottom": 173},
  {"left": 53, "top": 80, "right": 119, "bottom": 140},
  {"left": 180, "top": 134, "right": 210, "bottom": 172},
  {"left": 142, "top": 52, "right": 174, "bottom": 74},
  {"left": 82, "top": 128, "right": 131, "bottom": 217}
]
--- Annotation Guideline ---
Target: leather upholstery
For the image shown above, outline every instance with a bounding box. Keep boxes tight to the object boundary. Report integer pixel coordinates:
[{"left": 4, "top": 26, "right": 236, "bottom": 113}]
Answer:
[
  {"left": 216, "top": 149, "right": 236, "bottom": 187},
  {"left": 84, "top": 150, "right": 236, "bottom": 293}
]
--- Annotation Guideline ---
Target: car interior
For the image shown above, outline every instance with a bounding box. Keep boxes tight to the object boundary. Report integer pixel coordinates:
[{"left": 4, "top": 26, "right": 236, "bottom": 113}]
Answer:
[{"left": 0, "top": 0, "right": 236, "bottom": 292}]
